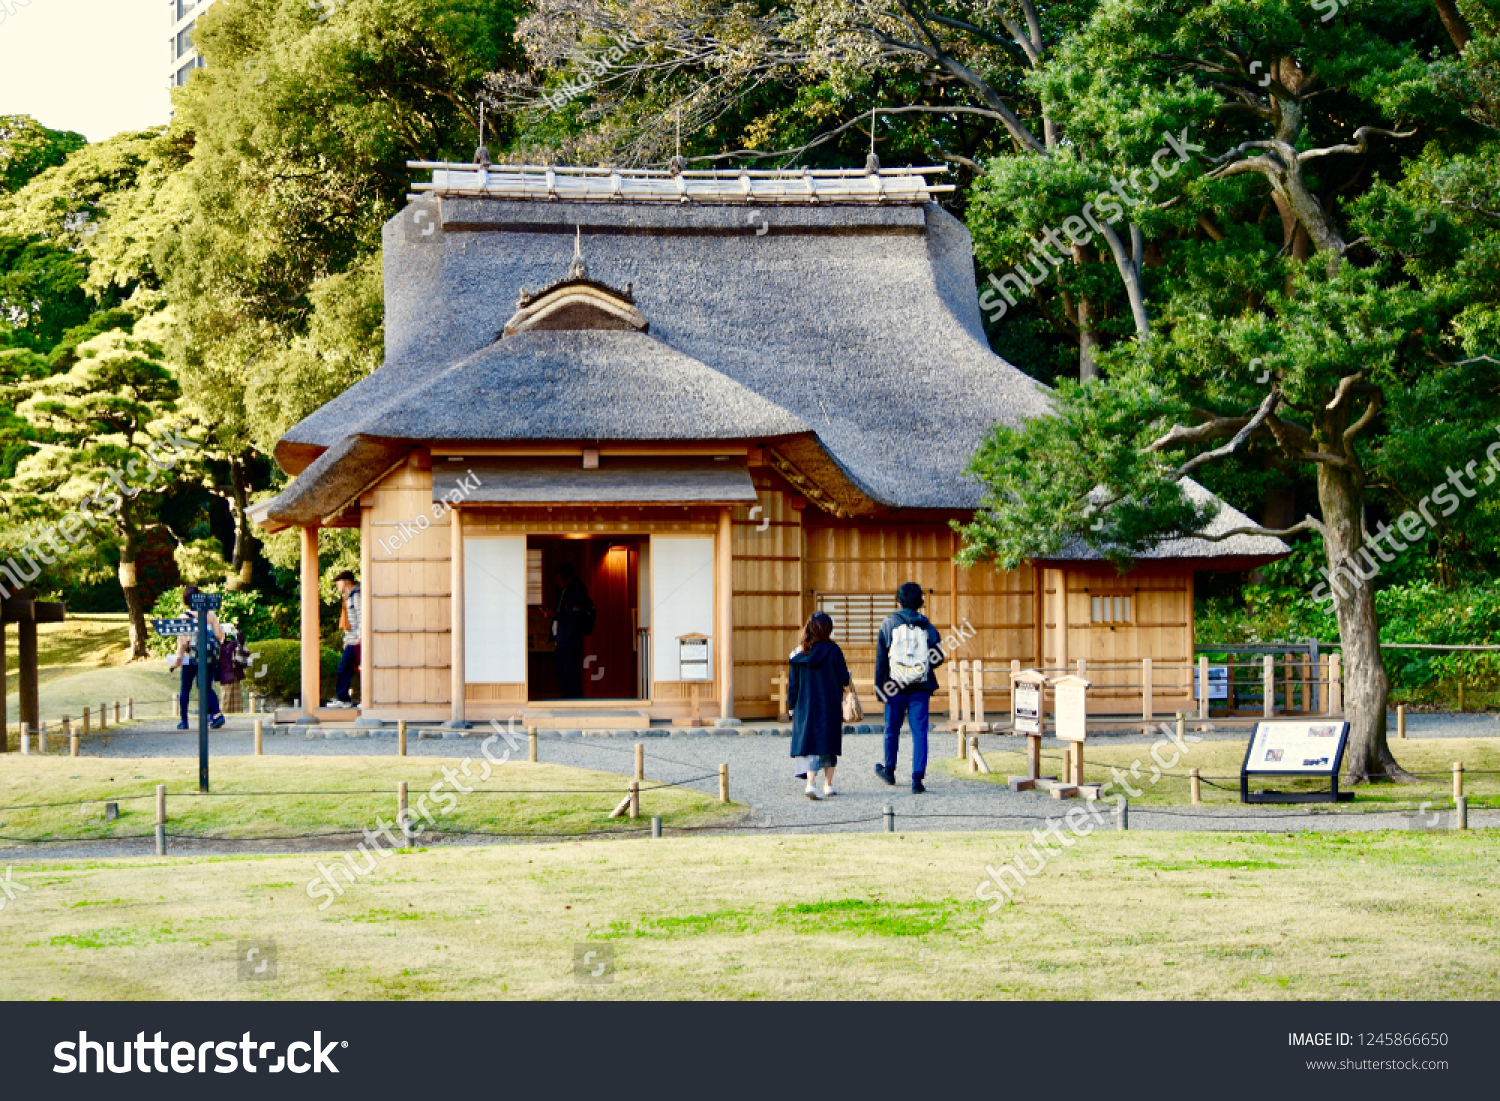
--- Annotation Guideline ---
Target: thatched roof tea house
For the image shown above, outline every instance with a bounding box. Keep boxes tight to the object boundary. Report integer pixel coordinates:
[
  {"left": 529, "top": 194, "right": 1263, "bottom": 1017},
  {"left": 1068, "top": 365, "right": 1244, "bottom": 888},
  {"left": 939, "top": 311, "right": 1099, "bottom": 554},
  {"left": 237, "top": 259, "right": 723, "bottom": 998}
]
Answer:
[{"left": 252, "top": 162, "right": 1285, "bottom": 727}]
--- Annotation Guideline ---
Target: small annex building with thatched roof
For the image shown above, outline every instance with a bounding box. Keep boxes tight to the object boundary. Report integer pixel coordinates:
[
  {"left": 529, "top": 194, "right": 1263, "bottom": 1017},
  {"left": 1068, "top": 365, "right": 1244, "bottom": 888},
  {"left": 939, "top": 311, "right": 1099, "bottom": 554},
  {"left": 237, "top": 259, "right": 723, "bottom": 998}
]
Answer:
[{"left": 251, "top": 160, "right": 1286, "bottom": 728}]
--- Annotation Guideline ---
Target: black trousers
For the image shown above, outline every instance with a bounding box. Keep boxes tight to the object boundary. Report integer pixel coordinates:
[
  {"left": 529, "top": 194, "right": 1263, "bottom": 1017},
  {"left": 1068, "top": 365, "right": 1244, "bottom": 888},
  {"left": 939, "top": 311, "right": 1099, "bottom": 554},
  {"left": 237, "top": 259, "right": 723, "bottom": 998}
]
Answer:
[{"left": 555, "top": 644, "right": 584, "bottom": 699}]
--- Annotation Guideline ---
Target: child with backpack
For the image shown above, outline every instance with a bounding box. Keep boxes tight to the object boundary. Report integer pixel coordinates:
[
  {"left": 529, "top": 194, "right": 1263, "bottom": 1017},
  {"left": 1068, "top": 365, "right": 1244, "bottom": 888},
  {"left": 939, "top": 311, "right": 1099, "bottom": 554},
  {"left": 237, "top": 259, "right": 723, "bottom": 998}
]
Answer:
[{"left": 873, "top": 582, "right": 945, "bottom": 793}]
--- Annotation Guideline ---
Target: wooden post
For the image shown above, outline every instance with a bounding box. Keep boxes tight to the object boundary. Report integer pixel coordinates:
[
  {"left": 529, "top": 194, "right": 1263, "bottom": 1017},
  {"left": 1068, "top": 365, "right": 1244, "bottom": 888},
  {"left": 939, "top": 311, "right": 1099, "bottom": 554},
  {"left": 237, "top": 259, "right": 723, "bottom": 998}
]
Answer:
[
  {"left": 629, "top": 779, "right": 640, "bottom": 819},
  {"left": 1456, "top": 795, "right": 1468, "bottom": 831},
  {"left": 957, "top": 722, "right": 967, "bottom": 760},
  {"left": 397, "top": 719, "right": 407, "bottom": 757},
  {"left": 398, "top": 781, "right": 411, "bottom": 847},
  {"left": 18, "top": 613, "right": 38, "bottom": 750},
  {"left": 155, "top": 784, "right": 166, "bottom": 856},
  {"left": 1176, "top": 711, "right": 1186, "bottom": 747},
  {"left": 1453, "top": 761, "right": 1464, "bottom": 801},
  {"left": 1141, "top": 657, "right": 1153, "bottom": 721},
  {"left": 99, "top": 702, "right": 106, "bottom": 731},
  {"left": 1262, "top": 654, "right": 1274, "bottom": 717},
  {"left": 946, "top": 668, "right": 961, "bottom": 726},
  {"left": 300, "top": 525, "right": 321, "bottom": 720},
  {"left": 634, "top": 742, "right": 644, "bottom": 782},
  {"left": 1329, "top": 652, "right": 1342, "bottom": 713},
  {"left": 1190, "top": 767, "right": 1201, "bottom": 804},
  {"left": 19, "top": 726, "right": 28, "bottom": 755},
  {"left": 973, "top": 659, "right": 986, "bottom": 730},
  {"left": 127, "top": 697, "right": 134, "bottom": 721},
  {"left": 254, "top": 720, "right": 264, "bottom": 755},
  {"left": 957, "top": 661, "right": 971, "bottom": 724},
  {"left": 717, "top": 506, "right": 734, "bottom": 719},
  {"left": 1198, "top": 655, "right": 1209, "bottom": 720},
  {"left": 1028, "top": 733, "right": 1041, "bottom": 780},
  {"left": 969, "top": 737, "right": 991, "bottom": 774},
  {"left": 360, "top": 497, "right": 373, "bottom": 711},
  {"left": 1299, "top": 652, "right": 1310, "bottom": 713},
  {"left": 1284, "top": 655, "right": 1294, "bottom": 713},
  {"left": 114, "top": 700, "right": 121, "bottom": 724},
  {"left": 70, "top": 729, "right": 79, "bottom": 758},
  {"left": 450, "top": 507, "right": 467, "bottom": 727},
  {"left": 1319, "top": 658, "right": 1330, "bottom": 714},
  {"left": 1397, "top": 704, "right": 1406, "bottom": 739},
  {"left": 719, "top": 763, "right": 729, "bottom": 804},
  {"left": 38, "top": 720, "right": 46, "bottom": 754},
  {"left": 81, "top": 709, "right": 89, "bottom": 737},
  {"left": 528, "top": 725, "right": 538, "bottom": 763},
  {"left": 1074, "top": 741, "right": 1084, "bottom": 786}
]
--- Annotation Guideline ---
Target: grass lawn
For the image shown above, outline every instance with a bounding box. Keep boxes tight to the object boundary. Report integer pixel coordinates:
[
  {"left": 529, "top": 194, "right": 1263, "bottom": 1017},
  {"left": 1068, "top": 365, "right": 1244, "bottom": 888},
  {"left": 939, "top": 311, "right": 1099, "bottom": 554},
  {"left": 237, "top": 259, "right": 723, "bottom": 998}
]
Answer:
[
  {"left": 940, "top": 736, "right": 1500, "bottom": 809},
  {"left": 0, "top": 756, "right": 737, "bottom": 843},
  {"left": 3, "top": 614, "right": 181, "bottom": 739},
  {"left": 0, "top": 829, "right": 1493, "bottom": 1000}
]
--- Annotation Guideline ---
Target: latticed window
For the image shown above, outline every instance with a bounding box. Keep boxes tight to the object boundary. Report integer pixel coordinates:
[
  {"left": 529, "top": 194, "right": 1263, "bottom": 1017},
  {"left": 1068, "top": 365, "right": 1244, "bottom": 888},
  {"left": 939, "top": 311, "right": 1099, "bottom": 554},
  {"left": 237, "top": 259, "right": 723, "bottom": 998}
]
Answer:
[
  {"left": 1091, "top": 595, "right": 1132, "bottom": 624},
  {"left": 816, "top": 593, "right": 900, "bottom": 644}
]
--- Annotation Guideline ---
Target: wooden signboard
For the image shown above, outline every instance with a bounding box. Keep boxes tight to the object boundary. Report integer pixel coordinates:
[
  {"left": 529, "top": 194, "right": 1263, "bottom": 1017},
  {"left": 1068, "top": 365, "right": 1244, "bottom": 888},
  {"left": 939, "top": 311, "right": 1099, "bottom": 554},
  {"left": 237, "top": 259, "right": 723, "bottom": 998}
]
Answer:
[
  {"left": 1052, "top": 675, "right": 1091, "bottom": 743},
  {"left": 1007, "top": 670, "right": 1050, "bottom": 792}
]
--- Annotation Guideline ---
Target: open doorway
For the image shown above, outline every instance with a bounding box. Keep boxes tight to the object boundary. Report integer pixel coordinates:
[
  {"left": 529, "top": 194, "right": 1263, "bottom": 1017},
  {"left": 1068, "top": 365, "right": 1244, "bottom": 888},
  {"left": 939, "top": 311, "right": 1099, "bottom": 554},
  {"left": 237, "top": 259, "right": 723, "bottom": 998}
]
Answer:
[{"left": 527, "top": 536, "right": 641, "bottom": 701}]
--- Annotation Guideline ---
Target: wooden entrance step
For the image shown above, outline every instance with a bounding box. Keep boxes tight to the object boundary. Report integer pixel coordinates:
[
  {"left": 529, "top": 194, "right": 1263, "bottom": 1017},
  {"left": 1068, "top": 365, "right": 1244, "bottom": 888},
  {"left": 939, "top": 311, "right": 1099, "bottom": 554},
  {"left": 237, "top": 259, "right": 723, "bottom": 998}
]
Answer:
[{"left": 522, "top": 709, "right": 652, "bottom": 730}]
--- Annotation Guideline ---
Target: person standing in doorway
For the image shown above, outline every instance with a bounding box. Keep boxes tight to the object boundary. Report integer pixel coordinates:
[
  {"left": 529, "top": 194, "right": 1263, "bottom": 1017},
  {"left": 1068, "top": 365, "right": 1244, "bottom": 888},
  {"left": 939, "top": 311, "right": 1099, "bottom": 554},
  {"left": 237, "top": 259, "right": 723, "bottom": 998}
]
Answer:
[
  {"left": 326, "top": 570, "right": 361, "bottom": 709},
  {"left": 550, "top": 563, "right": 594, "bottom": 699},
  {"left": 786, "top": 612, "right": 851, "bottom": 800},
  {"left": 170, "top": 584, "right": 226, "bottom": 730},
  {"left": 874, "top": 582, "right": 945, "bottom": 793}
]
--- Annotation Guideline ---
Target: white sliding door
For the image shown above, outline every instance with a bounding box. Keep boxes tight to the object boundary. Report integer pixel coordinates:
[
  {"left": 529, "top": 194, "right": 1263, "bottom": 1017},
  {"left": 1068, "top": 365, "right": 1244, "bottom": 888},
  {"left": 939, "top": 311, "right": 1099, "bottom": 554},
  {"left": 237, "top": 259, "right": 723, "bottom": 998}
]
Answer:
[
  {"left": 465, "top": 536, "right": 527, "bottom": 683},
  {"left": 650, "top": 535, "right": 714, "bottom": 680}
]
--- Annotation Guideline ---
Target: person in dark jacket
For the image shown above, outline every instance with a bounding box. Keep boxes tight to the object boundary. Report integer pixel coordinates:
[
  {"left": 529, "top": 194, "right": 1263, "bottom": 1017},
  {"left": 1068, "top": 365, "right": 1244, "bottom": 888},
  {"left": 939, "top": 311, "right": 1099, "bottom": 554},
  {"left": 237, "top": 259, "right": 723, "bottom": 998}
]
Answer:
[
  {"left": 787, "top": 612, "right": 851, "bottom": 800},
  {"left": 549, "top": 563, "right": 593, "bottom": 699},
  {"left": 873, "top": 582, "right": 945, "bottom": 793}
]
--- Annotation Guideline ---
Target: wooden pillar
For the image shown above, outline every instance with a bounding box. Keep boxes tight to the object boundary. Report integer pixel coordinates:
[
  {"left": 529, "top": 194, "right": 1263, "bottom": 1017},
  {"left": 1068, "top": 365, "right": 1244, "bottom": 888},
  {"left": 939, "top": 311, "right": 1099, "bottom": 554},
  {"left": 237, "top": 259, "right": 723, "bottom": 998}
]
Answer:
[
  {"left": 360, "top": 498, "right": 373, "bottom": 710},
  {"left": 0, "top": 620, "right": 7, "bottom": 752},
  {"left": 450, "top": 507, "right": 466, "bottom": 726},
  {"left": 299, "top": 525, "right": 321, "bottom": 720},
  {"left": 1329, "top": 652, "right": 1342, "bottom": 713},
  {"left": 717, "top": 506, "right": 734, "bottom": 719},
  {"left": 1055, "top": 569, "right": 1069, "bottom": 672},
  {"left": 1031, "top": 563, "right": 1045, "bottom": 667},
  {"left": 1262, "top": 654, "right": 1274, "bottom": 717},
  {"left": 19, "top": 613, "right": 39, "bottom": 741},
  {"left": 1141, "top": 657, "right": 1153, "bottom": 721}
]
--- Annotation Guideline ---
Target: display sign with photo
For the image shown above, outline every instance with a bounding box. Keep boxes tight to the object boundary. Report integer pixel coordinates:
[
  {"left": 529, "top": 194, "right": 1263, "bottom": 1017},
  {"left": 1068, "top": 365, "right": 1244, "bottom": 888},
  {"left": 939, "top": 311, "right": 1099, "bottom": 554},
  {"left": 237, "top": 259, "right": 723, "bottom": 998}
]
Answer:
[
  {"left": 1194, "top": 664, "right": 1229, "bottom": 701},
  {"left": 1243, "top": 720, "right": 1349, "bottom": 774},
  {"left": 1013, "top": 683, "right": 1041, "bottom": 734}
]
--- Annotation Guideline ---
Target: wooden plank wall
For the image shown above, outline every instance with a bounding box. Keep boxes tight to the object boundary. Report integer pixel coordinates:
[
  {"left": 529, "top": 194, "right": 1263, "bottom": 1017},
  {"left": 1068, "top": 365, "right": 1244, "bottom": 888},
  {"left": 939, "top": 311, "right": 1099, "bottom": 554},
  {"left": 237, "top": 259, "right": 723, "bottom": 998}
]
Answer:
[
  {"left": 367, "top": 453, "right": 451, "bottom": 708},
  {"left": 1056, "top": 564, "right": 1194, "bottom": 709},
  {"left": 731, "top": 475, "right": 801, "bottom": 718}
]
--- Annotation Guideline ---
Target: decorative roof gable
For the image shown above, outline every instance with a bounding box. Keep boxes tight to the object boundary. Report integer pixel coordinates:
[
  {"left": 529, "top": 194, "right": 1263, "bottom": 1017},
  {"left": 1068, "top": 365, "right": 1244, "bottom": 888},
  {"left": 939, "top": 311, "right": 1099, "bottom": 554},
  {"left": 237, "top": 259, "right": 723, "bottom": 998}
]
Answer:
[{"left": 502, "top": 229, "right": 647, "bottom": 336}]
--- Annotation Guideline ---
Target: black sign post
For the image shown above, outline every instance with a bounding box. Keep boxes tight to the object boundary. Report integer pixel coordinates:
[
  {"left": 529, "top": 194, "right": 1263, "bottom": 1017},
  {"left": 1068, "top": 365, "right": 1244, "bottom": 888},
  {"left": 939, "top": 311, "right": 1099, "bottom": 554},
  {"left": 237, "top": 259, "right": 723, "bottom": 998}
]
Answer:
[{"left": 153, "top": 591, "right": 222, "bottom": 793}]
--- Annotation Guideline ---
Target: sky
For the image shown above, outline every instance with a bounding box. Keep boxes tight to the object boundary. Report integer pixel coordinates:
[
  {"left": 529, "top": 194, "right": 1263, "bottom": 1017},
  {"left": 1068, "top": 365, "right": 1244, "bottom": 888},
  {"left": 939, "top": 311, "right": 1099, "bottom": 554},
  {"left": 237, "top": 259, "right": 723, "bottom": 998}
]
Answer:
[{"left": 0, "top": 0, "right": 170, "bottom": 143}]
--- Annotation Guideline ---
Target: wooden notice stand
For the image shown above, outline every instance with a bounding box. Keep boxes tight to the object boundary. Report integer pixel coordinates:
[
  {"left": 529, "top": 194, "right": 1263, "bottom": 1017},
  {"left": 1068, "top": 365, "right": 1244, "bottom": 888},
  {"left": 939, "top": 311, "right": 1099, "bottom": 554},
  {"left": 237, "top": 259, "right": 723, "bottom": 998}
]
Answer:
[{"left": 1006, "top": 669, "right": 1050, "bottom": 792}]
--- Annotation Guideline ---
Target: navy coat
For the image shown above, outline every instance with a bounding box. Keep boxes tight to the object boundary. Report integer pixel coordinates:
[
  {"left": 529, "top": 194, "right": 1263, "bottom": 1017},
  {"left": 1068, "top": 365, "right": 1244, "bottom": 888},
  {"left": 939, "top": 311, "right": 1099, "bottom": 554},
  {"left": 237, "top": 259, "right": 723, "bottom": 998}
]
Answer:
[{"left": 787, "top": 640, "right": 851, "bottom": 758}]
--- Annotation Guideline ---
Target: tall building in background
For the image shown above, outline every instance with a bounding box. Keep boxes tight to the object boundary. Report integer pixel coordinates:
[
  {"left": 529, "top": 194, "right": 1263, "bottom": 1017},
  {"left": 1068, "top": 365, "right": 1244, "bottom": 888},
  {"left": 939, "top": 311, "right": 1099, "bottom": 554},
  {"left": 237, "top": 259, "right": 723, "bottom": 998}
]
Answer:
[{"left": 168, "top": 0, "right": 217, "bottom": 88}]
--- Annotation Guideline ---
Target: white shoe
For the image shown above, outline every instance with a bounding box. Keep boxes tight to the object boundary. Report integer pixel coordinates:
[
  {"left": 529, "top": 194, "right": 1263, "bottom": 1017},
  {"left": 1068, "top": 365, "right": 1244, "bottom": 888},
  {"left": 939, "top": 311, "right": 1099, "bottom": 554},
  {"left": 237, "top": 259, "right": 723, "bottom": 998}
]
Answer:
[
  {"left": 324, "top": 700, "right": 352, "bottom": 709},
  {"left": 823, "top": 785, "right": 836, "bottom": 797},
  {"left": 805, "top": 785, "right": 821, "bottom": 800}
]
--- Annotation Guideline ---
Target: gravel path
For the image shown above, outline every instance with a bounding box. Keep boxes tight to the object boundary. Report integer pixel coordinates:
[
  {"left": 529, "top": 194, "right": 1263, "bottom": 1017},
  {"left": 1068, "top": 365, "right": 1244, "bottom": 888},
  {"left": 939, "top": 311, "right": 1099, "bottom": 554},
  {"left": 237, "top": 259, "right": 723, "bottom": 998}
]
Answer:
[{"left": 1, "top": 711, "right": 1487, "bottom": 859}]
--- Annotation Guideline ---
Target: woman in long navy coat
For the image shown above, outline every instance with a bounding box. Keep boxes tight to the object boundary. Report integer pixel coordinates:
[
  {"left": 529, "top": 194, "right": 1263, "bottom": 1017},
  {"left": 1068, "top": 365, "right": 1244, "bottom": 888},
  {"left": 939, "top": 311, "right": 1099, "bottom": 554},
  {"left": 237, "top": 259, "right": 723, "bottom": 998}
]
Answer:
[{"left": 787, "top": 612, "right": 852, "bottom": 800}]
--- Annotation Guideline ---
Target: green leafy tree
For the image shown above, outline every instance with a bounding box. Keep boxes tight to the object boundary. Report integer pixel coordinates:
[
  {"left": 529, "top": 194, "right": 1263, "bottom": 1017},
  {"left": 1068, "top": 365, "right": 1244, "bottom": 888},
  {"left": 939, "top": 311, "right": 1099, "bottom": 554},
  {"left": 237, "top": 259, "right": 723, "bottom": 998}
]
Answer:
[
  {"left": 0, "top": 116, "right": 85, "bottom": 196},
  {"left": 10, "top": 329, "right": 194, "bottom": 658}
]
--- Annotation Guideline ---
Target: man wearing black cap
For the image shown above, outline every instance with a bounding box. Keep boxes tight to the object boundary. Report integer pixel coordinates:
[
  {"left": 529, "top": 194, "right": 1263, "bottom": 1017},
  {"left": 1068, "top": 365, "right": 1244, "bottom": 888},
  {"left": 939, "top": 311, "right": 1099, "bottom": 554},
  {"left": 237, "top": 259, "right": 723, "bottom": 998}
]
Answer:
[
  {"left": 874, "top": 581, "right": 945, "bottom": 793},
  {"left": 327, "top": 569, "right": 361, "bottom": 709}
]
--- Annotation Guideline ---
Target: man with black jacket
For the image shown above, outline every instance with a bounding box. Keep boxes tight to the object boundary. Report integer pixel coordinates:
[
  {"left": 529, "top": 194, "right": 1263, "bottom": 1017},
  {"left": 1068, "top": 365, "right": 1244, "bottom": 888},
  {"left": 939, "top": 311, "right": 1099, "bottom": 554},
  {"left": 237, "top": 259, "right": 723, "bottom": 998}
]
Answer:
[
  {"left": 550, "top": 563, "right": 593, "bottom": 699},
  {"left": 873, "top": 582, "right": 945, "bottom": 793}
]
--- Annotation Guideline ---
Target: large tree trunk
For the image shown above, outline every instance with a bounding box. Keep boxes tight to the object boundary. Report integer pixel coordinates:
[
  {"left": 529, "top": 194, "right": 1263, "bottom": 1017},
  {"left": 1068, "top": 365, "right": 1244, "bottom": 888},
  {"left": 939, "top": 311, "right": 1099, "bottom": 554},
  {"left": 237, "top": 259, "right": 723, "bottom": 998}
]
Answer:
[
  {"left": 226, "top": 456, "right": 257, "bottom": 591},
  {"left": 1315, "top": 462, "right": 1407, "bottom": 783},
  {"left": 120, "top": 556, "right": 149, "bottom": 660}
]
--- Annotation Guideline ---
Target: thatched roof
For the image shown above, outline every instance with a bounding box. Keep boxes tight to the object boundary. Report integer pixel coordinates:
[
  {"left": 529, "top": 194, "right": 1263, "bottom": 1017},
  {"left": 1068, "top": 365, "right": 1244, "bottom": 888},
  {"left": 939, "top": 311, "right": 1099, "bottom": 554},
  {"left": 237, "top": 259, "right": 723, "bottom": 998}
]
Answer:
[
  {"left": 434, "top": 456, "right": 758, "bottom": 505},
  {"left": 257, "top": 178, "right": 1287, "bottom": 563}
]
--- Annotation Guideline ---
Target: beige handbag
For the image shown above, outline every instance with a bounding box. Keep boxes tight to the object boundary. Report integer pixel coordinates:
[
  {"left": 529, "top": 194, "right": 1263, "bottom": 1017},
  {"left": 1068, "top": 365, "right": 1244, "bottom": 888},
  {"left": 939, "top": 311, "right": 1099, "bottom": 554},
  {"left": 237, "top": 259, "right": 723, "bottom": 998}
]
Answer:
[{"left": 842, "top": 686, "right": 863, "bottom": 723}]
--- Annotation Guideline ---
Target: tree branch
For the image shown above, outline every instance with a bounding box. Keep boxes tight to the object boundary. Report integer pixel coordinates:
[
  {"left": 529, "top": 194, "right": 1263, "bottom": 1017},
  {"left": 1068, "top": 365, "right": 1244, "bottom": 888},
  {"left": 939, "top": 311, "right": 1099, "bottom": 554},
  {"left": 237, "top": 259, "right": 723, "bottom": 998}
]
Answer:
[
  {"left": 1167, "top": 388, "right": 1283, "bottom": 478},
  {"left": 1192, "top": 516, "right": 1326, "bottom": 542}
]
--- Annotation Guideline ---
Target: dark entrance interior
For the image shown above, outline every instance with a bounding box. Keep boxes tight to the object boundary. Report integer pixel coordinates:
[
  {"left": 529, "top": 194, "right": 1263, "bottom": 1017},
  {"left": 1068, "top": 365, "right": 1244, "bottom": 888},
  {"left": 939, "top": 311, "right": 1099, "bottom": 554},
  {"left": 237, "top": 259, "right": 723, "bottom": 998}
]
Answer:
[{"left": 527, "top": 536, "right": 641, "bottom": 701}]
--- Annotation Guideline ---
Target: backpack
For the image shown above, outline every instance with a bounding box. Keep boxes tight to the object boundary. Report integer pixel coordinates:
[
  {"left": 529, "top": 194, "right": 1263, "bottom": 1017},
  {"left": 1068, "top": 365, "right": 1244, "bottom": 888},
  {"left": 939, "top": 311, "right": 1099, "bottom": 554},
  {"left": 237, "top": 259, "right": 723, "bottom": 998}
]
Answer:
[{"left": 889, "top": 620, "right": 931, "bottom": 688}]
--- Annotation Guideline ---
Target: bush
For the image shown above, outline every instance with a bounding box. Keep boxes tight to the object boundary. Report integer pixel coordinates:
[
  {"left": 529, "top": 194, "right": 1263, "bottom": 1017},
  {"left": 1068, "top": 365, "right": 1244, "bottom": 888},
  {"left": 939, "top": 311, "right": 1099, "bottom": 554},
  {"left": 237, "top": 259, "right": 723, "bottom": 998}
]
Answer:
[
  {"left": 147, "top": 585, "right": 286, "bottom": 658},
  {"left": 240, "top": 638, "right": 343, "bottom": 705}
]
